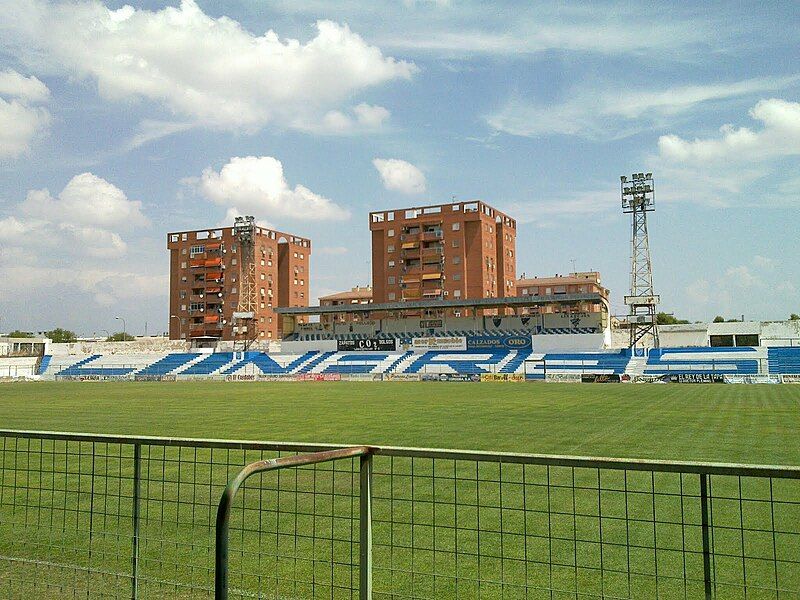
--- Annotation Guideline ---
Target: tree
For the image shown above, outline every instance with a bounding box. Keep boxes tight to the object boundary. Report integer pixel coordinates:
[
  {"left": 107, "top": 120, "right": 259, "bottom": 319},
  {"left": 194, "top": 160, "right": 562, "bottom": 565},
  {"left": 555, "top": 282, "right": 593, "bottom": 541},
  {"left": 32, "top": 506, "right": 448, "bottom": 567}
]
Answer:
[
  {"left": 657, "top": 312, "right": 690, "bottom": 325},
  {"left": 106, "top": 332, "right": 135, "bottom": 342},
  {"left": 46, "top": 328, "right": 78, "bottom": 343},
  {"left": 7, "top": 330, "right": 33, "bottom": 338},
  {"left": 790, "top": 314, "right": 800, "bottom": 321},
  {"left": 713, "top": 316, "right": 725, "bottom": 323}
]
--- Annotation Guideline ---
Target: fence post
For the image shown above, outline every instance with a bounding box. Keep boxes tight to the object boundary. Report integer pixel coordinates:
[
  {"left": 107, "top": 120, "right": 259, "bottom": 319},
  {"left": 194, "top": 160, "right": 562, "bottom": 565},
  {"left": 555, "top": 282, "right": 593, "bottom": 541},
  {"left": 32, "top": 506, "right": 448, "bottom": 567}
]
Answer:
[
  {"left": 700, "top": 473, "right": 712, "bottom": 600},
  {"left": 359, "top": 452, "right": 373, "bottom": 600},
  {"left": 131, "top": 443, "right": 141, "bottom": 600}
]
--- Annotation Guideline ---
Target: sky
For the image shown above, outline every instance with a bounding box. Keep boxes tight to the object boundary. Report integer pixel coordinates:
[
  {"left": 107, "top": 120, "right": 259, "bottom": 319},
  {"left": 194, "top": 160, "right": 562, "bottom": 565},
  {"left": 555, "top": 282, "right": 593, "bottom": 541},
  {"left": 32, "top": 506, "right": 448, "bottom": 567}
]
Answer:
[{"left": 0, "top": 0, "right": 798, "bottom": 336}]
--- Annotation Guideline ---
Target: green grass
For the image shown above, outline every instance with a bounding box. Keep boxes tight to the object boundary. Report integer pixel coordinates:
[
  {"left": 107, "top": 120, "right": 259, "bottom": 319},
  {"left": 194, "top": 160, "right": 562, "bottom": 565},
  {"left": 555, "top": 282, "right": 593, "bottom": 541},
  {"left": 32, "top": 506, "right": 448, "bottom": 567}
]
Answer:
[
  {"left": 1, "top": 381, "right": 799, "bottom": 599},
  {"left": 1, "top": 381, "right": 799, "bottom": 463}
]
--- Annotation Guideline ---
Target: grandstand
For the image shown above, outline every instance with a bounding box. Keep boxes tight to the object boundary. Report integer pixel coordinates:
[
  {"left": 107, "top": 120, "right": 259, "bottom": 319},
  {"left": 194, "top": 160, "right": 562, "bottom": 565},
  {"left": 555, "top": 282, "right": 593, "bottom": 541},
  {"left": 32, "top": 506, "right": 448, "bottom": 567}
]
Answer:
[{"left": 37, "top": 345, "right": 800, "bottom": 379}]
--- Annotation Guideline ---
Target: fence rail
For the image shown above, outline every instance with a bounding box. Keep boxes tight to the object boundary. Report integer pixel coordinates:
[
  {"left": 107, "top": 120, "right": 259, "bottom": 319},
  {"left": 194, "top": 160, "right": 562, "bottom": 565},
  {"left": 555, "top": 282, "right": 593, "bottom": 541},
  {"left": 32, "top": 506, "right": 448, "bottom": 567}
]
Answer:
[{"left": 1, "top": 429, "right": 799, "bottom": 599}]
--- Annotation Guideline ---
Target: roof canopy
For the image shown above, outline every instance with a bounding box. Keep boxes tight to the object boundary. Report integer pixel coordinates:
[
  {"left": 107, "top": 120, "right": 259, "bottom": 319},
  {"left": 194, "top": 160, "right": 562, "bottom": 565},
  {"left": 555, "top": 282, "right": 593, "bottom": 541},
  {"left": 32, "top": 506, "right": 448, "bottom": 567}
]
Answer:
[{"left": 277, "top": 292, "right": 604, "bottom": 316}]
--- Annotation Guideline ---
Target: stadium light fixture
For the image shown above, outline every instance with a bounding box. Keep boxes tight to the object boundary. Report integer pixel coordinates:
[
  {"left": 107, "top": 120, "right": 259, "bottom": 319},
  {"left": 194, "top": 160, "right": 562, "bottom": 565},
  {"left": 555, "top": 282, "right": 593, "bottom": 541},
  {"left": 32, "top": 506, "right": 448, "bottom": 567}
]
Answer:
[{"left": 115, "top": 316, "right": 127, "bottom": 340}]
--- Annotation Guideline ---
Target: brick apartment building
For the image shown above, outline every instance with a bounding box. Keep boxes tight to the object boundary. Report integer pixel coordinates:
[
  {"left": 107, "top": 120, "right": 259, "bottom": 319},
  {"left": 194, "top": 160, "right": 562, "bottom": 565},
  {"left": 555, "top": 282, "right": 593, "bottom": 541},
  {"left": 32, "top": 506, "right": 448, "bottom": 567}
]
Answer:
[
  {"left": 167, "top": 224, "right": 310, "bottom": 341},
  {"left": 319, "top": 286, "right": 373, "bottom": 325},
  {"left": 369, "top": 201, "right": 516, "bottom": 315},
  {"left": 516, "top": 271, "right": 609, "bottom": 314}
]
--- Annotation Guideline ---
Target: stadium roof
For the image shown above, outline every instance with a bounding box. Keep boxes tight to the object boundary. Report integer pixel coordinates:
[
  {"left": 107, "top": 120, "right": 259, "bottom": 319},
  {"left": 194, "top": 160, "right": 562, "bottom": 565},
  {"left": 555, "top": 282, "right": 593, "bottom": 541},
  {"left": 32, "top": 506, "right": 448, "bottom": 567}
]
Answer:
[{"left": 276, "top": 292, "right": 605, "bottom": 315}]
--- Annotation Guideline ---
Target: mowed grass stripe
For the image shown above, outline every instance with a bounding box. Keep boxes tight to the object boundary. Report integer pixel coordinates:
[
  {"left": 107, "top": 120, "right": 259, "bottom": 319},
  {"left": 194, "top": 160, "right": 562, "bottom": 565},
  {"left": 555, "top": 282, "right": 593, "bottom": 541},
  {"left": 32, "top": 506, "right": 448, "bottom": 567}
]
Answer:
[{"left": 1, "top": 382, "right": 799, "bottom": 598}]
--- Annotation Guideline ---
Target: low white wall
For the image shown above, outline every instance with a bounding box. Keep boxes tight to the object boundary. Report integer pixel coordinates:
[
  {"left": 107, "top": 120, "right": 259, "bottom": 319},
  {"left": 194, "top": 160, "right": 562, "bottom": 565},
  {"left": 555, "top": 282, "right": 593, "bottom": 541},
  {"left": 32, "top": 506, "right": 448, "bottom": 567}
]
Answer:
[
  {"left": 0, "top": 356, "right": 39, "bottom": 377},
  {"left": 532, "top": 333, "right": 606, "bottom": 352},
  {"left": 51, "top": 338, "right": 190, "bottom": 356},
  {"left": 279, "top": 340, "right": 338, "bottom": 353}
]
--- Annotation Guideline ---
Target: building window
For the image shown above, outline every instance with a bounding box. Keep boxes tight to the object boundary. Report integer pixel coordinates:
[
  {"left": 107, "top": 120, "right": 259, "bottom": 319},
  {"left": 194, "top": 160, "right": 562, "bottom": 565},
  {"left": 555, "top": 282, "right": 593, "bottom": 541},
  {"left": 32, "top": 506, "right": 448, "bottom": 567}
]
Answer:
[
  {"left": 454, "top": 290, "right": 461, "bottom": 298},
  {"left": 181, "top": 276, "right": 187, "bottom": 282},
  {"left": 453, "top": 256, "right": 461, "bottom": 264},
  {"left": 179, "top": 290, "right": 187, "bottom": 299},
  {"left": 388, "top": 229, "right": 395, "bottom": 237},
  {"left": 180, "top": 304, "right": 187, "bottom": 311},
  {"left": 268, "top": 260, "right": 273, "bottom": 266},
  {"left": 180, "top": 261, "right": 187, "bottom": 269},
  {"left": 181, "top": 233, "right": 188, "bottom": 241},
  {"left": 231, "top": 287, "right": 237, "bottom": 294},
  {"left": 453, "top": 273, "right": 461, "bottom": 281},
  {"left": 387, "top": 244, "right": 395, "bottom": 253},
  {"left": 388, "top": 260, "right": 395, "bottom": 267},
  {"left": 260, "top": 273, "right": 265, "bottom": 280},
  {"left": 452, "top": 223, "right": 460, "bottom": 231},
  {"left": 190, "top": 245, "right": 205, "bottom": 256},
  {"left": 388, "top": 276, "right": 396, "bottom": 284},
  {"left": 452, "top": 240, "right": 459, "bottom": 248},
  {"left": 231, "top": 258, "right": 237, "bottom": 265},
  {"left": 181, "top": 248, "right": 187, "bottom": 255},
  {"left": 300, "top": 253, "right": 304, "bottom": 259},
  {"left": 388, "top": 292, "right": 396, "bottom": 300},
  {"left": 261, "top": 259, "right": 265, "bottom": 266}
]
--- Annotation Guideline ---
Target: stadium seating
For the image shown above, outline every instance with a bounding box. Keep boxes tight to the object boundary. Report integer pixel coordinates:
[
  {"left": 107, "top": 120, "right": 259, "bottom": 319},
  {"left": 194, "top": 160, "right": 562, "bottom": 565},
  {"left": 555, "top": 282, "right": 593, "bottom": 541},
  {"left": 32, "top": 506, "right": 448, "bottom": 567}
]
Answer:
[
  {"left": 767, "top": 347, "right": 800, "bottom": 374},
  {"left": 644, "top": 347, "right": 763, "bottom": 376},
  {"left": 181, "top": 353, "right": 234, "bottom": 375},
  {"left": 36, "top": 344, "right": 800, "bottom": 380},
  {"left": 136, "top": 353, "right": 197, "bottom": 376}
]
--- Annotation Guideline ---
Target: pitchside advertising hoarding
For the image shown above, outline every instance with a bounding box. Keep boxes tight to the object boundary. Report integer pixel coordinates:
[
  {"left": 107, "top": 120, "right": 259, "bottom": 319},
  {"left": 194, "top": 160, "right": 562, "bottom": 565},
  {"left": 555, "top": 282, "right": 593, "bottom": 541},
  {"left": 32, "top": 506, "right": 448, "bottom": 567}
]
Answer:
[
  {"left": 410, "top": 334, "right": 533, "bottom": 351},
  {"left": 337, "top": 338, "right": 397, "bottom": 351}
]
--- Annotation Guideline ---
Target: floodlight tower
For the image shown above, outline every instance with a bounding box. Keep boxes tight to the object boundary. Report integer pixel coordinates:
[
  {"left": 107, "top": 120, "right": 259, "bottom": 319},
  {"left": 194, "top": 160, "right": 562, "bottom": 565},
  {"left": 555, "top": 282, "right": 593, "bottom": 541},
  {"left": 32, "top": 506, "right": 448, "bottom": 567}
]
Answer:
[
  {"left": 621, "top": 172, "right": 660, "bottom": 349},
  {"left": 232, "top": 215, "right": 258, "bottom": 350}
]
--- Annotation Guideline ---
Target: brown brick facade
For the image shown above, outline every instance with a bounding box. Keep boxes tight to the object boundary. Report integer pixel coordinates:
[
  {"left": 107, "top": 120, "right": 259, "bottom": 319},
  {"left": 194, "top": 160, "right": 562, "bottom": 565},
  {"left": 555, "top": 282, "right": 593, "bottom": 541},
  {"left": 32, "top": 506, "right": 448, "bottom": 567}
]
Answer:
[
  {"left": 369, "top": 201, "right": 516, "bottom": 316},
  {"left": 167, "top": 226, "right": 310, "bottom": 341}
]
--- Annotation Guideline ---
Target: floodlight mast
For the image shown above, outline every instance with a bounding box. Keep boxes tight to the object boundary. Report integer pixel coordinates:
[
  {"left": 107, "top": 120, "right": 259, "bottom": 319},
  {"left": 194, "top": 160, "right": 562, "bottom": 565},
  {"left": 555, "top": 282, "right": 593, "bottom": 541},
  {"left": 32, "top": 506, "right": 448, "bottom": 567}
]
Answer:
[
  {"left": 621, "top": 172, "right": 660, "bottom": 350},
  {"left": 232, "top": 215, "right": 258, "bottom": 351}
]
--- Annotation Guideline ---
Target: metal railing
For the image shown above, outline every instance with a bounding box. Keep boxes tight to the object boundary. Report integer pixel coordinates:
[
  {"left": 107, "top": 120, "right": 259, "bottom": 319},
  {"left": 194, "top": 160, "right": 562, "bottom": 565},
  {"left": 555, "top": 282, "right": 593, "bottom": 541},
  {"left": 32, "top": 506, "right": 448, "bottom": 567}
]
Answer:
[{"left": 1, "top": 430, "right": 799, "bottom": 599}]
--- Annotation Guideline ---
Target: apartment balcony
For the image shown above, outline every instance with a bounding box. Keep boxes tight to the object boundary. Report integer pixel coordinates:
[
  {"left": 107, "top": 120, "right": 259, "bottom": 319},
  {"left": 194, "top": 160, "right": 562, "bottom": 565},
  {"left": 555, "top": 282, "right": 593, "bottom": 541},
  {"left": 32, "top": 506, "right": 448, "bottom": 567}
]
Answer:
[
  {"left": 190, "top": 294, "right": 205, "bottom": 303},
  {"left": 204, "top": 257, "right": 222, "bottom": 268},
  {"left": 421, "top": 230, "right": 443, "bottom": 241},
  {"left": 189, "top": 259, "right": 205, "bottom": 268},
  {"left": 399, "top": 232, "right": 420, "bottom": 242},
  {"left": 421, "top": 246, "right": 444, "bottom": 257}
]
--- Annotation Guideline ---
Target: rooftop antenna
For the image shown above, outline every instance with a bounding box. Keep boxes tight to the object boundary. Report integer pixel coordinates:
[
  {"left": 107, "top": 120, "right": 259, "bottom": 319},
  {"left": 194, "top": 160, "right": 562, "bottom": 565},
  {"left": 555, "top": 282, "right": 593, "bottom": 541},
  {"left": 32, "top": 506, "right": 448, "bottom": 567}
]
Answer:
[{"left": 621, "top": 172, "right": 660, "bottom": 349}]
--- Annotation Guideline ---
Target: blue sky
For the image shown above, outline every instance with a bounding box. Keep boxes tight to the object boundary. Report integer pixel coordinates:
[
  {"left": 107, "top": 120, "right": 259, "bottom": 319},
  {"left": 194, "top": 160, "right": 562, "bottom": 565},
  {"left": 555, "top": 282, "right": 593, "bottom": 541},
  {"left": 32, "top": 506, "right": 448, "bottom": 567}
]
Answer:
[{"left": 0, "top": 0, "right": 798, "bottom": 335}]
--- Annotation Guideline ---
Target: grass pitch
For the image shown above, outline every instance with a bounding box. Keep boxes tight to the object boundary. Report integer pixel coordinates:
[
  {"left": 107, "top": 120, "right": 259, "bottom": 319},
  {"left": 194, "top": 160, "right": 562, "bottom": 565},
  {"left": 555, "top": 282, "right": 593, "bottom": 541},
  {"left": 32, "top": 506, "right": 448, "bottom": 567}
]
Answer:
[
  {"left": 1, "top": 381, "right": 799, "bottom": 464},
  {"left": 1, "top": 381, "right": 799, "bottom": 599}
]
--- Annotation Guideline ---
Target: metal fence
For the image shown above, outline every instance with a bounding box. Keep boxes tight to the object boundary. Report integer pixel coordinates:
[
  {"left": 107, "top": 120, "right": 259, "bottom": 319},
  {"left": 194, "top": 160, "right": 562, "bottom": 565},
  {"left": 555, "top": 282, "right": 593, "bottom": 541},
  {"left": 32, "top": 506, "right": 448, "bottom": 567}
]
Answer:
[{"left": 1, "top": 430, "right": 799, "bottom": 599}]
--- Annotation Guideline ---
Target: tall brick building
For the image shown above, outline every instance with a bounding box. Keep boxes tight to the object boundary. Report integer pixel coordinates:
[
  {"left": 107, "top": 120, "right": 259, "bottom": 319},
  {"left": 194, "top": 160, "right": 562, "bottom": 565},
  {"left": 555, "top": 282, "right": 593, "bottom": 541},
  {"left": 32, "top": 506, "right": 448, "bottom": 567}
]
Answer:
[
  {"left": 167, "top": 224, "right": 310, "bottom": 341},
  {"left": 369, "top": 201, "right": 516, "bottom": 315}
]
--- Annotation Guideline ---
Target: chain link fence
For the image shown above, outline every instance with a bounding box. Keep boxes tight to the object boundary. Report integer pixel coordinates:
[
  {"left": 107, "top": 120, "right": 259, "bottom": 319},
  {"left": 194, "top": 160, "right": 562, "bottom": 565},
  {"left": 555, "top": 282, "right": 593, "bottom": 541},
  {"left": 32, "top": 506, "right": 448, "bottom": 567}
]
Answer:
[{"left": 1, "top": 430, "right": 799, "bottom": 599}]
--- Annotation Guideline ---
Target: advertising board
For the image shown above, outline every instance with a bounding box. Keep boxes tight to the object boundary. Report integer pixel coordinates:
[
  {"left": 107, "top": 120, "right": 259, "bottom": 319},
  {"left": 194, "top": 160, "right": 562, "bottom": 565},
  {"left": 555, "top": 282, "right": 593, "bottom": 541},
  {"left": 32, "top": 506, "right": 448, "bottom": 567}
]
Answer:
[
  {"left": 383, "top": 373, "right": 421, "bottom": 382},
  {"left": 581, "top": 374, "right": 621, "bottom": 383},
  {"left": 480, "top": 373, "right": 524, "bottom": 382},
  {"left": 412, "top": 337, "right": 467, "bottom": 351},
  {"left": 337, "top": 338, "right": 397, "bottom": 351},
  {"left": 723, "top": 375, "right": 782, "bottom": 385},
  {"left": 420, "top": 373, "right": 481, "bottom": 382},
  {"left": 544, "top": 373, "right": 582, "bottom": 383},
  {"left": 295, "top": 373, "right": 342, "bottom": 382},
  {"left": 466, "top": 335, "right": 532, "bottom": 350},
  {"left": 662, "top": 373, "right": 725, "bottom": 384}
]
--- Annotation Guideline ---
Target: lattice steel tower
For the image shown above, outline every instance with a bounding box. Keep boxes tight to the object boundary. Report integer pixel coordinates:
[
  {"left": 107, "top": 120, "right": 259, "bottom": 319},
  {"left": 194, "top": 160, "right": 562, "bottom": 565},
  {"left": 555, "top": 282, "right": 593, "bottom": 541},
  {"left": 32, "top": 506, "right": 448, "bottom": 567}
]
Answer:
[
  {"left": 232, "top": 215, "right": 257, "bottom": 349},
  {"left": 621, "top": 172, "right": 660, "bottom": 349}
]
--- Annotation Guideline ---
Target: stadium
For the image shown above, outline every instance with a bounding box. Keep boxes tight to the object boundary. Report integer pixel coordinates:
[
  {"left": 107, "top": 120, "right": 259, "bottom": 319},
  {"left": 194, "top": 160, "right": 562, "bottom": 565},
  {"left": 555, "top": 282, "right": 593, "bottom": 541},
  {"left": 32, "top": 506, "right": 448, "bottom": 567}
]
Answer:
[
  {"left": 1, "top": 3, "right": 799, "bottom": 596},
  {"left": 2, "top": 184, "right": 800, "bottom": 599}
]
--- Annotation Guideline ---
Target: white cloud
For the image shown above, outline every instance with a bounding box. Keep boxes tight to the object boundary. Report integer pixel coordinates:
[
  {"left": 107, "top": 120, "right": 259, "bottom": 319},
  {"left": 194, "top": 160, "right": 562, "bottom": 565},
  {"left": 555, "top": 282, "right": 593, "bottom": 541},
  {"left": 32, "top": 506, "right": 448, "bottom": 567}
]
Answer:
[
  {"left": 0, "top": 69, "right": 51, "bottom": 158},
  {"left": 125, "top": 119, "right": 194, "bottom": 150},
  {"left": 0, "top": 173, "right": 145, "bottom": 261},
  {"left": 372, "top": 158, "right": 426, "bottom": 194},
  {"left": 487, "top": 77, "right": 799, "bottom": 140},
  {"left": 505, "top": 188, "right": 620, "bottom": 226},
  {"left": 301, "top": 103, "right": 391, "bottom": 134},
  {"left": 9, "top": 0, "right": 415, "bottom": 133},
  {"left": 194, "top": 156, "right": 350, "bottom": 222},
  {"left": 0, "top": 69, "right": 49, "bottom": 102},
  {"left": 20, "top": 172, "right": 148, "bottom": 228},
  {"left": 658, "top": 98, "right": 800, "bottom": 163}
]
